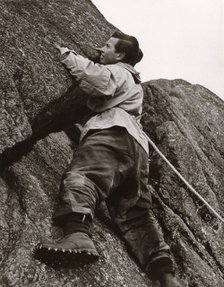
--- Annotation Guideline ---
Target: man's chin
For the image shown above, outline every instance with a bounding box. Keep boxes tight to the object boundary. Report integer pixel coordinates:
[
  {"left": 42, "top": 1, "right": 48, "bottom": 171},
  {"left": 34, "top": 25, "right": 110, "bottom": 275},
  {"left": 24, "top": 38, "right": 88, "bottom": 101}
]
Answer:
[{"left": 100, "top": 58, "right": 105, "bottom": 64}]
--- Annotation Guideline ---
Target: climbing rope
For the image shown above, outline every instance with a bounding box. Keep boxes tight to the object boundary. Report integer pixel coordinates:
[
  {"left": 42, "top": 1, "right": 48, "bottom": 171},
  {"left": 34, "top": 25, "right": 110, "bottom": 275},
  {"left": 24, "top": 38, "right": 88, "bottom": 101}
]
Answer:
[{"left": 144, "top": 132, "right": 224, "bottom": 224}]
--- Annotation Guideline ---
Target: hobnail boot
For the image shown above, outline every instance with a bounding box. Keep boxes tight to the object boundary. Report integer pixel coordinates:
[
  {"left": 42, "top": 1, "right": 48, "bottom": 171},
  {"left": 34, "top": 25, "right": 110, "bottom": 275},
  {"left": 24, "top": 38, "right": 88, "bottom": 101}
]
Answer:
[{"left": 34, "top": 232, "right": 99, "bottom": 267}]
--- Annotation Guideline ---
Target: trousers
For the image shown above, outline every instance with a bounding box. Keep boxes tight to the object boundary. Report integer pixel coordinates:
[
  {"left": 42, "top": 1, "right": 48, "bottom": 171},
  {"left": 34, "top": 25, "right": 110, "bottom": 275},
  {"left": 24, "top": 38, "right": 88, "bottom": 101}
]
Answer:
[{"left": 53, "top": 127, "right": 173, "bottom": 276}]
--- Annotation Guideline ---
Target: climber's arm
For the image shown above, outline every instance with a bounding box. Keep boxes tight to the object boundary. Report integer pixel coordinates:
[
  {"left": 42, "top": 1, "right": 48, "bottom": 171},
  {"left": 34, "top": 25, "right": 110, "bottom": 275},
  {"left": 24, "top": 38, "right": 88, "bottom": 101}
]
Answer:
[{"left": 54, "top": 44, "right": 116, "bottom": 97}]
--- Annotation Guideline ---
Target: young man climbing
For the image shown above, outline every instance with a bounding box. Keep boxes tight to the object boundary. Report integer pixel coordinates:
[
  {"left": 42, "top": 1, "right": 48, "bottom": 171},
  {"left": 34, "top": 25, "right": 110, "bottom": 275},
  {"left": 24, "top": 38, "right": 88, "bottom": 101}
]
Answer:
[{"left": 35, "top": 31, "right": 181, "bottom": 287}]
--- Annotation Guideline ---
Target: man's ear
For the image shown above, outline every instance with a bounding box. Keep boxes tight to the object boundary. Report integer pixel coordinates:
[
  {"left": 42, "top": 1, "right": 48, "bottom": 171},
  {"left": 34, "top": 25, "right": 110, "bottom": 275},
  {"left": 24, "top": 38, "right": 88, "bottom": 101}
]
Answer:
[{"left": 116, "top": 52, "right": 125, "bottom": 62}]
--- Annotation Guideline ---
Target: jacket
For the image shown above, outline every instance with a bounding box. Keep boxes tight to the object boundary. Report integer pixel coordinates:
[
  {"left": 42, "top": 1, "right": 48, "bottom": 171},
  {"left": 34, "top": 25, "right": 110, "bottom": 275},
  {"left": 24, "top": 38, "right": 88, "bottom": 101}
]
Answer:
[{"left": 60, "top": 48, "right": 149, "bottom": 154}]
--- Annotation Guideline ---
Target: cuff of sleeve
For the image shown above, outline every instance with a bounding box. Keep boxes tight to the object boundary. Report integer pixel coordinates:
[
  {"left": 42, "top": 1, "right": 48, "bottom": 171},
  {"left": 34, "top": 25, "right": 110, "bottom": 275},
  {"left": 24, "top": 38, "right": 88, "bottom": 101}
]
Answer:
[{"left": 60, "top": 48, "right": 77, "bottom": 61}]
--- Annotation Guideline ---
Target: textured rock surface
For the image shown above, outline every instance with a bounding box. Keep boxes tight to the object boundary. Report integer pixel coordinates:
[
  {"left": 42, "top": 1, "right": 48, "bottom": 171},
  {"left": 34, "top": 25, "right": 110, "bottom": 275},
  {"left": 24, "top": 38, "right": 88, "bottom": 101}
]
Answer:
[
  {"left": 0, "top": 60, "right": 32, "bottom": 153},
  {"left": 142, "top": 80, "right": 224, "bottom": 286},
  {"left": 0, "top": 0, "right": 113, "bottom": 154},
  {"left": 0, "top": 1, "right": 224, "bottom": 286}
]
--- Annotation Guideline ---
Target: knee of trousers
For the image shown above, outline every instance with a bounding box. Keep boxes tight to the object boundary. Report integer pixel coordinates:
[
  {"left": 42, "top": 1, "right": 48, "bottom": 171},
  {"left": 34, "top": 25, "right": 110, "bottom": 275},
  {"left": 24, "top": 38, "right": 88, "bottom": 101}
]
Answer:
[{"left": 61, "top": 172, "right": 99, "bottom": 215}]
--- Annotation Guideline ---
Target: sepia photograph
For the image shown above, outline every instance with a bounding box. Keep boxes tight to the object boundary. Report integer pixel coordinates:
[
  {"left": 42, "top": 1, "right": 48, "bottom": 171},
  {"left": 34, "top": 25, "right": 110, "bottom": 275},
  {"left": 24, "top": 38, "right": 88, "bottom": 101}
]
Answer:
[{"left": 0, "top": 0, "right": 223, "bottom": 286}]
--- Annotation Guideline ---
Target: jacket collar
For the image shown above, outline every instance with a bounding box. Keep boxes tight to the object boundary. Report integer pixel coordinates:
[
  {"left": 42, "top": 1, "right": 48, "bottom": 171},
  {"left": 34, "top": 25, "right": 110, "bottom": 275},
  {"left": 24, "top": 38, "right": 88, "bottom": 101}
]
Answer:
[{"left": 117, "top": 62, "right": 141, "bottom": 83}]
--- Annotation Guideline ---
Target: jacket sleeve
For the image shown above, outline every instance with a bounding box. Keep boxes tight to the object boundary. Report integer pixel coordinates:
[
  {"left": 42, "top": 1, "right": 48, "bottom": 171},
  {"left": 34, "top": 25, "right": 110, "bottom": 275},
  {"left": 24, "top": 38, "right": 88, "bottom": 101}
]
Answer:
[{"left": 60, "top": 49, "right": 117, "bottom": 97}]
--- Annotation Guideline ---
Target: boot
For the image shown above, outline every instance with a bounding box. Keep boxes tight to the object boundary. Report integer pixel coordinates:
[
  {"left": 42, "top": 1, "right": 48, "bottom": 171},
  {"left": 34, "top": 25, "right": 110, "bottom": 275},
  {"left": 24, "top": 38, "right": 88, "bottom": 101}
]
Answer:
[
  {"left": 146, "top": 252, "right": 174, "bottom": 280},
  {"left": 159, "top": 273, "right": 182, "bottom": 287},
  {"left": 34, "top": 232, "right": 99, "bottom": 267}
]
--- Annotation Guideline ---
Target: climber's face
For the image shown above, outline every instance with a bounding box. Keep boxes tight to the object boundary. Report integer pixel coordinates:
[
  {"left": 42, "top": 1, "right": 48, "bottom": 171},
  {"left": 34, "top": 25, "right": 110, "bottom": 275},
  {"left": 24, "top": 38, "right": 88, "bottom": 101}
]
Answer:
[{"left": 97, "top": 37, "right": 124, "bottom": 65}]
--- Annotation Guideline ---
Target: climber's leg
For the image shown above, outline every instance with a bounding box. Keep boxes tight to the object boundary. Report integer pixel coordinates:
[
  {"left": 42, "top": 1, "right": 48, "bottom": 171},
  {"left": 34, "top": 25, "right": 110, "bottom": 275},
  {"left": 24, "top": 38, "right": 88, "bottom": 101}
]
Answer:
[
  {"left": 34, "top": 127, "right": 134, "bottom": 266},
  {"left": 106, "top": 140, "right": 177, "bottom": 284},
  {"left": 108, "top": 196, "right": 175, "bottom": 279}
]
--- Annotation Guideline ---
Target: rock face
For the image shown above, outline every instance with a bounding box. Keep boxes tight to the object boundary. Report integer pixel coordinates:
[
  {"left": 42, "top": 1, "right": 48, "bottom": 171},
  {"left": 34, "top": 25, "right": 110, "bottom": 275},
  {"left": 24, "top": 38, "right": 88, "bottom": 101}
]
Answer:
[
  {"left": 142, "top": 80, "right": 224, "bottom": 286},
  {"left": 0, "top": 1, "right": 223, "bottom": 286}
]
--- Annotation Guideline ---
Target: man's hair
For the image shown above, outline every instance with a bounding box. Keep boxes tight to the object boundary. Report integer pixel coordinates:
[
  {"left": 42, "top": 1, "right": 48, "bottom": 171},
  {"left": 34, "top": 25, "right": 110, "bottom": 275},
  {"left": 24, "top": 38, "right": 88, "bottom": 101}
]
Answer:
[{"left": 112, "top": 31, "right": 143, "bottom": 66}]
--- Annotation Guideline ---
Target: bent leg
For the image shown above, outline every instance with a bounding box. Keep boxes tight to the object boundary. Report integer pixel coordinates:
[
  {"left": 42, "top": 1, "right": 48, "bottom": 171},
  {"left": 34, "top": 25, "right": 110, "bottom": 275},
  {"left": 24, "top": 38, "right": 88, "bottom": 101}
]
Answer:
[
  {"left": 34, "top": 128, "right": 133, "bottom": 266},
  {"left": 107, "top": 141, "right": 174, "bottom": 280},
  {"left": 53, "top": 127, "right": 134, "bottom": 228}
]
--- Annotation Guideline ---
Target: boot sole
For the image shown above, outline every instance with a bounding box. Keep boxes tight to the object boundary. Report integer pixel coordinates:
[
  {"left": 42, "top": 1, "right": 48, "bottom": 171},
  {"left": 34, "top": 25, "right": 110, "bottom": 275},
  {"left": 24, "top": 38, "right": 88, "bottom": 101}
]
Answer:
[{"left": 33, "top": 244, "right": 99, "bottom": 268}]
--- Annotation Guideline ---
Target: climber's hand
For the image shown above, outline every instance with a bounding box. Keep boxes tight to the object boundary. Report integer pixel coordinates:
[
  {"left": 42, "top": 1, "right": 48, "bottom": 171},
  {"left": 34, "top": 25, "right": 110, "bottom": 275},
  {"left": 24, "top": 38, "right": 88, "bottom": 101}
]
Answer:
[{"left": 54, "top": 43, "right": 64, "bottom": 53}]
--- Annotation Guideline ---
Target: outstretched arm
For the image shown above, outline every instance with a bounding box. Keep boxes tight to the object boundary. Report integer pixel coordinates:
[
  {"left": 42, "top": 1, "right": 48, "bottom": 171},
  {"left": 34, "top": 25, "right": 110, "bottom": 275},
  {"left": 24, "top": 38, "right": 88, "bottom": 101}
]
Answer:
[{"left": 54, "top": 43, "right": 116, "bottom": 98}]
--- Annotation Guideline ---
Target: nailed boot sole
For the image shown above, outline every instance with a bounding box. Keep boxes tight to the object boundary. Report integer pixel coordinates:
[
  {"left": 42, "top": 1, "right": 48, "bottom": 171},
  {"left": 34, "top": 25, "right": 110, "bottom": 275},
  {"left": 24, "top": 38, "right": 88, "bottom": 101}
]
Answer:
[{"left": 33, "top": 244, "right": 99, "bottom": 268}]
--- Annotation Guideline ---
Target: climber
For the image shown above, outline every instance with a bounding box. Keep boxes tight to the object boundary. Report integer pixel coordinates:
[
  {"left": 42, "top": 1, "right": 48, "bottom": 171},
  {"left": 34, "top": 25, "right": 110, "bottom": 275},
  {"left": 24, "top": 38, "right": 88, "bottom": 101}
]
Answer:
[{"left": 34, "top": 31, "right": 181, "bottom": 287}]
